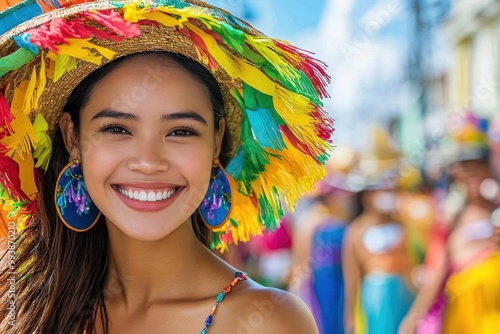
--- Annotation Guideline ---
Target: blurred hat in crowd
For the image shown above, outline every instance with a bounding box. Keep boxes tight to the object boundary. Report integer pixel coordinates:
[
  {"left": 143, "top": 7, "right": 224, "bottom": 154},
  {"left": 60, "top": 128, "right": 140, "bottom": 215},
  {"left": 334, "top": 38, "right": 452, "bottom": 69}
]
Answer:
[
  {"left": 441, "top": 112, "right": 490, "bottom": 165},
  {"left": 346, "top": 127, "right": 421, "bottom": 192},
  {"left": 309, "top": 145, "right": 359, "bottom": 196}
]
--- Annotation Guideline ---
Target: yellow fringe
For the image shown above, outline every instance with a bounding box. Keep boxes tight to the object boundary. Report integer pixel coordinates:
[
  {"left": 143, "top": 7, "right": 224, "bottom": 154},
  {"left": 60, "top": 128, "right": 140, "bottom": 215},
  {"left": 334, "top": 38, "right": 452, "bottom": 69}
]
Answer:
[
  {"left": 212, "top": 174, "right": 262, "bottom": 245},
  {"left": 184, "top": 22, "right": 287, "bottom": 98},
  {"left": 211, "top": 140, "right": 326, "bottom": 249},
  {"left": 244, "top": 37, "right": 301, "bottom": 81},
  {"left": 123, "top": 2, "right": 192, "bottom": 26},
  {"left": 53, "top": 38, "right": 115, "bottom": 65},
  {"left": 49, "top": 54, "right": 78, "bottom": 82},
  {"left": 273, "top": 86, "right": 330, "bottom": 157},
  {"left": 32, "top": 113, "right": 51, "bottom": 171},
  {"left": 22, "top": 67, "right": 37, "bottom": 115},
  {"left": 1, "top": 105, "right": 35, "bottom": 160},
  {"left": 250, "top": 142, "right": 325, "bottom": 213},
  {"left": 0, "top": 199, "right": 31, "bottom": 234}
]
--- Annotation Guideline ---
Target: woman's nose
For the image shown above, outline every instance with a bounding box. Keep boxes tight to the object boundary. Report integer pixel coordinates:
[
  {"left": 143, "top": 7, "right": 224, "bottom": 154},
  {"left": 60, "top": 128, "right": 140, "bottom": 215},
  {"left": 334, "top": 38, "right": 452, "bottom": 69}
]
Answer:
[{"left": 126, "top": 137, "right": 169, "bottom": 174}]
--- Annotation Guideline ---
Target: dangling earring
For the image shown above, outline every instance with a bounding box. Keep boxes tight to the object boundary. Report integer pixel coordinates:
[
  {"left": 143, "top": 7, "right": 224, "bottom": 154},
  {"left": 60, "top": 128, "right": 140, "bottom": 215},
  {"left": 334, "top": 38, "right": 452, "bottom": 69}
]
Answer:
[
  {"left": 55, "top": 159, "right": 101, "bottom": 232},
  {"left": 199, "top": 158, "right": 233, "bottom": 229}
]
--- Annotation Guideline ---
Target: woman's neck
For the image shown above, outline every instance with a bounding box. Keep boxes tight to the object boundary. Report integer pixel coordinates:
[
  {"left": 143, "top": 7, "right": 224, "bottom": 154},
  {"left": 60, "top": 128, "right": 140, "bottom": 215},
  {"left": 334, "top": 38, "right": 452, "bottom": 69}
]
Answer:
[
  {"left": 467, "top": 196, "right": 496, "bottom": 211},
  {"left": 103, "top": 220, "right": 216, "bottom": 310},
  {"left": 363, "top": 209, "right": 393, "bottom": 222}
]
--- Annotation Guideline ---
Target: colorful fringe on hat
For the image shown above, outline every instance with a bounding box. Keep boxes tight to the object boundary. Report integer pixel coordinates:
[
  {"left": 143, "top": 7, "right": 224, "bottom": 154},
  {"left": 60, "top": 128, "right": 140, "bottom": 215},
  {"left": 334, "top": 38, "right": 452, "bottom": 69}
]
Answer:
[{"left": 0, "top": 0, "right": 333, "bottom": 251}]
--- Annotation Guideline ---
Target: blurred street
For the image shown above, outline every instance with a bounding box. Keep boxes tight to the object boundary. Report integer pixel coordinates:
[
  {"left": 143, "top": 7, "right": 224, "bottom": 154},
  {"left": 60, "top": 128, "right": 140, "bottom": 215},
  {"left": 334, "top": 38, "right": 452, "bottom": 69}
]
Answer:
[{"left": 213, "top": 1, "right": 500, "bottom": 333}]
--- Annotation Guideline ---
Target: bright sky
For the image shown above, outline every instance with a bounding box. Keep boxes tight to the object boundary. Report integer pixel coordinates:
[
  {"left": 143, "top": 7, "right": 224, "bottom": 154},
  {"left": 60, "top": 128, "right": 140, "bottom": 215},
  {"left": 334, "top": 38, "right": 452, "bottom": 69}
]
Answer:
[{"left": 209, "top": 0, "right": 449, "bottom": 149}]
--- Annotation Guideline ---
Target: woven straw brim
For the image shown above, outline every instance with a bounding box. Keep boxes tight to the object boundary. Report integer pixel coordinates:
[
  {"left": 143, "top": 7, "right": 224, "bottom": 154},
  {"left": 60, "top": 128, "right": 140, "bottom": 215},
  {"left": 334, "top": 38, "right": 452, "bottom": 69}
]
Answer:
[{"left": 0, "top": 2, "right": 249, "bottom": 154}]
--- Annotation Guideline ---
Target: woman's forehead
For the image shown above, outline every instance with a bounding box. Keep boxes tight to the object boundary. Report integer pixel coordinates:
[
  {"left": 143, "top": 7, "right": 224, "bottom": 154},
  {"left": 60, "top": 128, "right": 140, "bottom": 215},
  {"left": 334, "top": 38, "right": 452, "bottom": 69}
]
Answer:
[{"left": 90, "top": 57, "right": 210, "bottom": 102}]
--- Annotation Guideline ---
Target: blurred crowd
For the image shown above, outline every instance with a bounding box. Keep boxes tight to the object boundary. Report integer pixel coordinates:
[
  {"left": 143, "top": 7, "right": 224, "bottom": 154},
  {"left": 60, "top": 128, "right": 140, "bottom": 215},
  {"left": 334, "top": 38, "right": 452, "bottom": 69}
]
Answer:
[{"left": 223, "top": 112, "right": 500, "bottom": 334}]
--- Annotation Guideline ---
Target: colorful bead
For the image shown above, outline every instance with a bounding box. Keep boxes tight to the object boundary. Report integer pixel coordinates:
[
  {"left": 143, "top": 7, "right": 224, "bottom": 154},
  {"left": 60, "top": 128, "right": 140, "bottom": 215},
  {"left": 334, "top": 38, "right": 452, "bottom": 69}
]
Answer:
[
  {"left": 216, "top": 291, "right": 225, "bottom": 303},
  {"left": 200, "top": 271, "right": 248, "bottom": 333},
  {"left": 205, "top": 315, "right": 213, "bottom": 327}
]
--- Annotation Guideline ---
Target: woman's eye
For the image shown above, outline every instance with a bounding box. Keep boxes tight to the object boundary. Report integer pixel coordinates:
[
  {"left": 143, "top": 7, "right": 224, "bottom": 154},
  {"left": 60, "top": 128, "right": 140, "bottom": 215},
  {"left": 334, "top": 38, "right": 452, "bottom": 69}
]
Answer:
[
  {"left": 169, "top": 128, "right": 197, "bottom": 136},
  {"left": 99, "top": 125, "right": 130, "bottom": 134}
]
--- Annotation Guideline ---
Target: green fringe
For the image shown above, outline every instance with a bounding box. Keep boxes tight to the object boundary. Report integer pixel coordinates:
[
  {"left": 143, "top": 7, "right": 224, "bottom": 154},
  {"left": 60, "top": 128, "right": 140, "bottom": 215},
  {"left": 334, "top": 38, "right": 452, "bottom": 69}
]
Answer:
[
  {"left": 257, "top": 188, "right": 283, "bottom": 229},
  {"left": 0, "top": 48, "right": 36, "bottom": 78},
  {"left": 236, "top": 115, "right": 273, "bottom": 189},
  {"left": 212, "top": 22, "right": 245, "bottom": 54}
]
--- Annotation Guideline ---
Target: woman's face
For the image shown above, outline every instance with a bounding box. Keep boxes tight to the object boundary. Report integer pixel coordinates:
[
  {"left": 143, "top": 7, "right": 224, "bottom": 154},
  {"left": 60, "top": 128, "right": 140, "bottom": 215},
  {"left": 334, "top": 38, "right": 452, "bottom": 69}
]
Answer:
[
  {"left": 454, "top": 159, "right": 491, "bottom": 199},
  {"left": 64, "top": 54, "right": 224, "bottom": 241}
]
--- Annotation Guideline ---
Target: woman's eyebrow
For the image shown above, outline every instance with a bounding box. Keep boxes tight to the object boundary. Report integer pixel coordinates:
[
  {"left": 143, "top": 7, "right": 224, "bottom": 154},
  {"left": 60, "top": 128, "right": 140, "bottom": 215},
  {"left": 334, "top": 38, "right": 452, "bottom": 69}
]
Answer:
[
  {"left": 91, "top": 109, "right": 208, "bottom": 125},
  {"left": 91, "top": 109, "right": 138, "bottom": 121},
  {"left": 161, "top": 111, "right": 208, "bottom": 125}
]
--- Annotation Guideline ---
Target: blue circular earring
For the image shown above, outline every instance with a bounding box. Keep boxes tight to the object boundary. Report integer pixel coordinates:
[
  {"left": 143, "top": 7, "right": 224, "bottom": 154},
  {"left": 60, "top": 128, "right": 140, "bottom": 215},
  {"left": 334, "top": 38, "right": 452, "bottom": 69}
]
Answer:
[
  {"left": 55, "top": 159, "right": 101, "bottom": 232},
  {"left": 199, "top": 159, "right": 233, "bottom": 229}
]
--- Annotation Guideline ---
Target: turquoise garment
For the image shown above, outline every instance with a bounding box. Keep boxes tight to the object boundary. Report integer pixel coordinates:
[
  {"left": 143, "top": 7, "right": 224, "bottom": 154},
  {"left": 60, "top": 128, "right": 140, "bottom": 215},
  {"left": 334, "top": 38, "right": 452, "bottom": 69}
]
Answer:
[{"left": 360, "top": 273, "right": 414, "bottom": 334}]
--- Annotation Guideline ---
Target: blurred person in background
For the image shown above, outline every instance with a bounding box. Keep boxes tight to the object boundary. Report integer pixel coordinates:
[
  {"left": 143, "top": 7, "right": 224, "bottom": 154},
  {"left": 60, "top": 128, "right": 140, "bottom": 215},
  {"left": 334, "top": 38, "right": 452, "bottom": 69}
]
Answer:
[
  {"left": 342, "top": 128, "right": 417, "bottom": 334},
  {"left": 488, "top": 116, "right": 500, "bottom": 182},
  {"left": 244, "top": 213, "right": 293, "bottom": 289},
  {"left": 400, "top": 113, "right": 500, "bottom": 334},
  {"left": 288, "top": 146, "right": 359, "bottom": 334}
]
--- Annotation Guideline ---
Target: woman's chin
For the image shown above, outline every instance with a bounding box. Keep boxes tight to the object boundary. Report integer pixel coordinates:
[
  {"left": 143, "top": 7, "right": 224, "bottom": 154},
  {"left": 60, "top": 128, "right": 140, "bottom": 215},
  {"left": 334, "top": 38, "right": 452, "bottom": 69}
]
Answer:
[{"left": 108, "top": 221, "right": 182, "bottom": 243}]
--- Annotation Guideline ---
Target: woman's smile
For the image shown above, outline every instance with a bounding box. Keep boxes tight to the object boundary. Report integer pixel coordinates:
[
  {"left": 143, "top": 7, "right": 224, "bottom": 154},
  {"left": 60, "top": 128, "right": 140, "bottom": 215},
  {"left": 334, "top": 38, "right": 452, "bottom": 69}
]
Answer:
[
  {"left": 112, "top": 182, "right": 183, "bottom": 212},
  {"left": 116, "top": 186, "right": 178, "bottom": 202}
]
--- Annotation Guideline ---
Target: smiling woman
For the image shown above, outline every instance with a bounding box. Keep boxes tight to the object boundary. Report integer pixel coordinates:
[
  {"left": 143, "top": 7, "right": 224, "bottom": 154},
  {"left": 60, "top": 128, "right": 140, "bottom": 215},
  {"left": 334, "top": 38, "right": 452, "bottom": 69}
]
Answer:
[
  {"left": 57, "top": 52, "right": 222, "bottom": 240},
  {"left": 0, "top": 1, "right": 333, "bottom": 333}
]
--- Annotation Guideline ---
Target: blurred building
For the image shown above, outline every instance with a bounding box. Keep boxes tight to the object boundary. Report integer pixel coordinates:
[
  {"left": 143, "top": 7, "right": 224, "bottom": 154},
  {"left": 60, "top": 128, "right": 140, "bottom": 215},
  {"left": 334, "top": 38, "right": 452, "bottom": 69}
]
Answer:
[
  {"left": 414, "top": 0, "right": 500, "bottom": 177},
  {"left": 443, "top": 0, "right": 500, "bottom": 117}
]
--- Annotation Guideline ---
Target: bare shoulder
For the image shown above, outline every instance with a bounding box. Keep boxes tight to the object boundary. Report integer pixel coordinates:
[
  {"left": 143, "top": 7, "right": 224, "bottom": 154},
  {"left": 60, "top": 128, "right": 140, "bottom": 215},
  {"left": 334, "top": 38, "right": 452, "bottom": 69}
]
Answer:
[
  {"left": 219, "top": 279, "right": 319, "bottom": 334},
  {"left": 345, "top": 217, "right": 364, "bottom": 240}
]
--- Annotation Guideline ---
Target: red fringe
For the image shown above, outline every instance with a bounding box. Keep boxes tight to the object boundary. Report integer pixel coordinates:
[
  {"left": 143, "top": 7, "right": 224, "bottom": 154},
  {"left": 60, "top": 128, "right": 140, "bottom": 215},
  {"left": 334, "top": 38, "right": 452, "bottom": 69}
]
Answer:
[
  {"left": 312, "top": 107, "right": 335, "bottom": 141},
  {"left": 0, "top": 93, "right": 14, "bottom": 140},
  {"left": 0, "top": 154, "right": 30, "bottom": 202},
  {"left": 280, "top": 126, "right": 315, "bottom": 158},
  {"left": 180, "top": 26, "right": 218, "bottom": 71},
  {"left": 27, "top": 12, "right": 140, "bottom": 54},
  {"left": 274, "top": 41, "right": 330, "bottom": 99}
]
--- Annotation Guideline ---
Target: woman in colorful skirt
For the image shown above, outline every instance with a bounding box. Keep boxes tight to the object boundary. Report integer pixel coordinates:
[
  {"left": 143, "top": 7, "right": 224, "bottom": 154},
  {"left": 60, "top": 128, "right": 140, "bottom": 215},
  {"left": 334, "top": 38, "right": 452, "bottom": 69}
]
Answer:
[
  {"left": 343, "top": 129, "right": 416, "bottom": 334},
  {"left": 400, "top": 113, "right": 500, "bottom": 334}
]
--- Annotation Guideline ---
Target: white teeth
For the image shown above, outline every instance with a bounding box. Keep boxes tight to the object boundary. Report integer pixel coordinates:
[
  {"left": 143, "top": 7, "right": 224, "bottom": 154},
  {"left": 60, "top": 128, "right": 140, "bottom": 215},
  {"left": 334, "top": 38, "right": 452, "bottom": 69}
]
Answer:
[{"left": 118, "top": 187, "right": 176, "bottom": 202}]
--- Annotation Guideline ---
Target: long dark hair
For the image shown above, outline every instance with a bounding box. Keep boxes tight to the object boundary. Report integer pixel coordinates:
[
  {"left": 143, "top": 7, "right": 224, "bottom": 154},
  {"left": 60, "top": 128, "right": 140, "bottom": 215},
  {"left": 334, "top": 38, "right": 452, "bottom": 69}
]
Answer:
[{"left": 0, "top": 51, "right": 231, "bottom": 333}]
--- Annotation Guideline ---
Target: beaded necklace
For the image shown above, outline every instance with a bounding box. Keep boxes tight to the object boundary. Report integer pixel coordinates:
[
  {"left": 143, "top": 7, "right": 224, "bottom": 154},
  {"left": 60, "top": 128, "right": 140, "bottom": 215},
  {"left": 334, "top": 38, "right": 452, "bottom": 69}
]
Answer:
[
  {"left": 200, "top": 271, "right": 248, "bottom": 334},
  {"left": 83, "top": 271, "right": 247, "bottom": 334}
]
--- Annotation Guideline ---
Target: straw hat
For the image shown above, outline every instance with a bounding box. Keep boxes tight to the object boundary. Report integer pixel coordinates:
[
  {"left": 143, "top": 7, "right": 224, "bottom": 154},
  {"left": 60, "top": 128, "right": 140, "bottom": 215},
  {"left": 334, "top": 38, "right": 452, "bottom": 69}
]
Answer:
[{"left": 0, "top": 0, "right": 333, "bottom": 250}]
